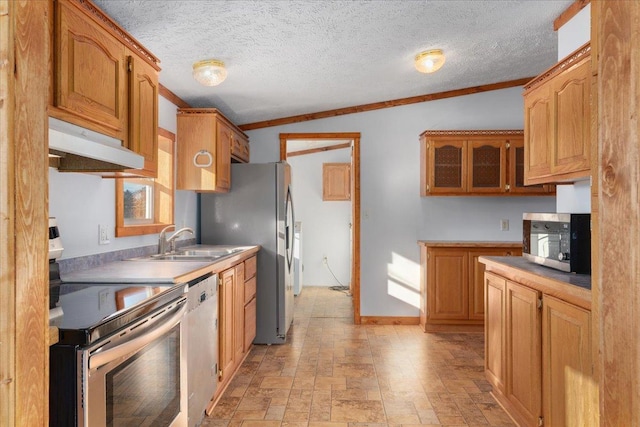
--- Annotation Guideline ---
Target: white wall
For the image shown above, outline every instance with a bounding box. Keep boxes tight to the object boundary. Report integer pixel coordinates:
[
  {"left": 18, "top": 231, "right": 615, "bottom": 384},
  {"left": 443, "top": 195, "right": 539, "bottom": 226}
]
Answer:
[
  {"left": 288, "top": 147, "right": 351, "bottom": 287},
  {"left": 49, "top": 96, "right": 198, "bottom": 259},
  {"left": 247, "top": 87, "right": 556, "bottom": 317},
  {"left": 555, "top": 3, "right": 591, "bottom": 214}
]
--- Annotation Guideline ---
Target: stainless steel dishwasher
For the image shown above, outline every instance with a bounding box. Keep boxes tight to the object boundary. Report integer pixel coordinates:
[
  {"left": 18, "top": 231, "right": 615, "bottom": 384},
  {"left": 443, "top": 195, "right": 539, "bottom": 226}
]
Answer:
[{"left": 187, "top": 273, "right": 218, "bottom": 427}]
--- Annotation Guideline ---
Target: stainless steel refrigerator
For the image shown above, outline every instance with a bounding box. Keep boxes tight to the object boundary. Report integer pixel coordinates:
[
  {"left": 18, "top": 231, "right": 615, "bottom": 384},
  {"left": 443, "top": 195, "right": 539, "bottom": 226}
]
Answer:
[{"left": 199, "top": 162, "right": 295, "bottom": 344}]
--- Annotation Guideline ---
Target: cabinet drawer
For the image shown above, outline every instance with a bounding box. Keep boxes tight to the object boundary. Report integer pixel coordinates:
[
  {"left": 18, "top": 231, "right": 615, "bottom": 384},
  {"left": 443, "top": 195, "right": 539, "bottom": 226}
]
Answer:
[
  {"left": 243, "top": 297, "right": 256, "bottom": 352},
  {"left": 245, "top": 256, "right": 257, "bottom": 280},
  {"left": 244, "top": 276, "right": 256, "bottom": 304}
]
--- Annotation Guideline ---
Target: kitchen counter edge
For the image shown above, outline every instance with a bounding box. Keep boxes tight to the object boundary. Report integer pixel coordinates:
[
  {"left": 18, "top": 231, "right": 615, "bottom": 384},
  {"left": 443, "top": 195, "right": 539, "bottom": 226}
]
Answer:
[
  {"left": 418, "top": 240, "right": 522, "bottom": 248},
  {"left": 479, "top": 256, "right": 591, "bottom": 310}
]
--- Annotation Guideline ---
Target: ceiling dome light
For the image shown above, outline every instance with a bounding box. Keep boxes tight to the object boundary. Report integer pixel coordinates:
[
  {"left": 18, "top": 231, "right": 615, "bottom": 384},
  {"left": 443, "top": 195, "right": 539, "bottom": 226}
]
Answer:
[
  {"left": 414, "top": 49, "right": 446, "bottom": 74},
  {"left": 192, "top": 59, "right": 228, "bottom": 86}
]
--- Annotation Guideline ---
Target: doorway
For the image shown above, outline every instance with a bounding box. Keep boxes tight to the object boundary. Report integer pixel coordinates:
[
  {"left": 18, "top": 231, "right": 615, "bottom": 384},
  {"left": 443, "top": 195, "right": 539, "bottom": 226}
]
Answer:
[{"left": 279, "top": 133, "right": 361, "bottom": 324}]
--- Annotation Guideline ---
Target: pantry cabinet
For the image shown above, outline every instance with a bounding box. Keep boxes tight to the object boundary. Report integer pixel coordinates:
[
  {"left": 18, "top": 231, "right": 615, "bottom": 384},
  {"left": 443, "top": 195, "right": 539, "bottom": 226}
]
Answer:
[
  {"left": 523, "top": 43, "right": 591, "bottom": 185},
  {"left": 51, "top": 0, "right": 160, "bottom": 176},
  {"left": 420, "top": 130, "right": 553, "bottom": 196},
  {"left": 481, "top": 258, "right": 596, "bottom": 427},
  {"left": 176, "top": 108, "right": 249, "bottom": 192},
  {"left": 418, "top": 242, "right": 522, "bottom": 331}
]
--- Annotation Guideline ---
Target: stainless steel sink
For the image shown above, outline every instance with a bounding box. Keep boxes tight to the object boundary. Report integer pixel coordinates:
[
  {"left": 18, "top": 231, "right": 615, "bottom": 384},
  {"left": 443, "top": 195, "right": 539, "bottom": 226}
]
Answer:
[
  {"left": 178, "top": 248, "right": 244, "bottom": 257},
  {"left": 148, "top": 254, "right": 222, "bottom": 261},
  {"left": 126, "top": 245, "right": 250, "bottom": 262},
  {"left": 126, "top": 254, "right": 221, "bottom": 262}
]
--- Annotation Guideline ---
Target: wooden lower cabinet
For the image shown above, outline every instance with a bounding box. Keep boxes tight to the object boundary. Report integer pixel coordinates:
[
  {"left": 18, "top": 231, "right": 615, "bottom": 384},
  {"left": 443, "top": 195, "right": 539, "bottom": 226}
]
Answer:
[
  {"left": 243, "top": 256, "right": 257, "bottom": 352},
  {"left": 419, "top": 242, "right": 521, "bottom": 331},
  {"left": 485, "top": 272, "right": 506, "bottom": 392},
  {"left": 505, "top": 281, "right": 542, "bottom": 426},
  {"left": 215, "top": 255, "right": 258, "bottom": 403},
  {"left": 218, "top": 267, "right": 235, "bottom": 382},
  {"left": 484, "top": 269, "right": 595, "bottom": 427},
  {"left": 542, "top": 295, "right": 595, "bottom": 426},
  {"left": 233, "top": 263, "right": 245, "bottom": 364}
]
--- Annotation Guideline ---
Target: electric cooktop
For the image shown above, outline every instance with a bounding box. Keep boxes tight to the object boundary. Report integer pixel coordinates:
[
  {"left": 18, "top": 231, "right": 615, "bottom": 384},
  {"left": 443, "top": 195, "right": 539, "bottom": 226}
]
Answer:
[{"left": 51, "top": 282, "right": 187, "bottom": 346}]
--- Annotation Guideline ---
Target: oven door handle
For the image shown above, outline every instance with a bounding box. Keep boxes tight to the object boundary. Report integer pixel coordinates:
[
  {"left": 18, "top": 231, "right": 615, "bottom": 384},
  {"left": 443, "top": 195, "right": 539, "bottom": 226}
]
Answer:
[{"left": 89, "top": 302, "right": 186, "bottom": 370}]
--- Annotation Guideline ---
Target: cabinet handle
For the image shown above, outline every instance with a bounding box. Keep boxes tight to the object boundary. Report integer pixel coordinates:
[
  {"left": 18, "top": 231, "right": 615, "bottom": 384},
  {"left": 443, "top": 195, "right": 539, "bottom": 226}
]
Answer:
[{"left": 193, "top": 150, "right": 213, "bottom": 168}]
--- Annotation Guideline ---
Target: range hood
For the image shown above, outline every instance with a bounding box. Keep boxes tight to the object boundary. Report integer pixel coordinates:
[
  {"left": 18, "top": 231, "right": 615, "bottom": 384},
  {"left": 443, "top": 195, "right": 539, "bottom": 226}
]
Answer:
[{"left": 48, "top": 117, "right": 144, "bottom": 171}]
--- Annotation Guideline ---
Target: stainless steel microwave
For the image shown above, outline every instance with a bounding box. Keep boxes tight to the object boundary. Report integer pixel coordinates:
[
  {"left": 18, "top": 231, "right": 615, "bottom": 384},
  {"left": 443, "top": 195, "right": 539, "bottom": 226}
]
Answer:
[{"left": 522, "top": 213, "right": 591, "bottom": 274}]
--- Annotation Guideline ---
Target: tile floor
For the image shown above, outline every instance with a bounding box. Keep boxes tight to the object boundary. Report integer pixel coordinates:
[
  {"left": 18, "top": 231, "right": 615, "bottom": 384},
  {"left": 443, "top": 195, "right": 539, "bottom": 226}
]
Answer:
[{"left": 202, "top": 286, "right": 514, "bottom": 427}]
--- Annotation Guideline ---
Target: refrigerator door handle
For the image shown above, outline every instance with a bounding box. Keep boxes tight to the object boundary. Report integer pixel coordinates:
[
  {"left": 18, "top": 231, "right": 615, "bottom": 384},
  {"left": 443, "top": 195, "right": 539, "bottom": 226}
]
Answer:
[{"left": 285, "top": 186, "right": 295, "bottom": 270}]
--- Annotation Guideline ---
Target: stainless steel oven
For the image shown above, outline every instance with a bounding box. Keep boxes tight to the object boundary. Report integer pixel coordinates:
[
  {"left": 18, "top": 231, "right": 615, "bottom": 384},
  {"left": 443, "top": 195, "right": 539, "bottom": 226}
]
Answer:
[{"left": 50, "top": 283, "right": 188, "bottom": 427}]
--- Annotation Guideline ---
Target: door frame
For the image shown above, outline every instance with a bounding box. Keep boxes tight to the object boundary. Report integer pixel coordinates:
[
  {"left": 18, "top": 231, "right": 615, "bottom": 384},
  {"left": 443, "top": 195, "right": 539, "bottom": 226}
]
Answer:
[{"left": 279, "top": 133, "right": 361, "bottom": 324}]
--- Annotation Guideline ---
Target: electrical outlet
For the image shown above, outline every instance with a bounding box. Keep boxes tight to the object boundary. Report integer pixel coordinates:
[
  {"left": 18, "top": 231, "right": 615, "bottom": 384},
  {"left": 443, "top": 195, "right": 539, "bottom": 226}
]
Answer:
[
  {"left": 500, "top": 219, "right": 509, "bottom": 231},
  {"left": 98, "top": 289, "right": 109, "bottom": 309},
  {"left": 99, "top": 224, "right": 110, "bottom": 245}
]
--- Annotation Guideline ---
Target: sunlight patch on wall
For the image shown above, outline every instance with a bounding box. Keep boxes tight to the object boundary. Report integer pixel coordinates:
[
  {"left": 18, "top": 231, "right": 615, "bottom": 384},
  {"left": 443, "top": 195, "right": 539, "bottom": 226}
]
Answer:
[{"left": 387, "top": 252, "right": 420, "bottom": 308}]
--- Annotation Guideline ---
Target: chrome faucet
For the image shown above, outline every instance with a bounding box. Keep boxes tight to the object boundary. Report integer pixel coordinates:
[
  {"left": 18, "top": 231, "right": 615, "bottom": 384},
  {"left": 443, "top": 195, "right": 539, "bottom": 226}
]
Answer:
[
  {"left": 166, "top": 227, "right": 195, "bottom": 253},
  {"left": 158, "top": 225, "right": 176, "bottom": 254}
]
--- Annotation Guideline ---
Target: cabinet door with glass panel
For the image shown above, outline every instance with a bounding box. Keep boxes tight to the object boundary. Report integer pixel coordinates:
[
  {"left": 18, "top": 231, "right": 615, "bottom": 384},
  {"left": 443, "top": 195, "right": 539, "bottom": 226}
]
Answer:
[
  {"left": 420, "top": 130, "right": 554, "bottom": 196},
  {"left": 467, "top": 139, "right": 507, "bottom": 193},
  {"left": 422, "top": 138, "right": 467, "bottom": 194}
]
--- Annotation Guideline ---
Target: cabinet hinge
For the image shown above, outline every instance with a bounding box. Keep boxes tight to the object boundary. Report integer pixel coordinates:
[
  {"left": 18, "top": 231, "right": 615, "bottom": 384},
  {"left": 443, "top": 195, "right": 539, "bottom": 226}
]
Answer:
[
  {"left": 218, "top": 369, "right": 223, "bottom": 379},
  {"left": 127, "top": 57, "right": 133, "bottom": 72},
  {"left": 506, "top": 142, "right": 511, "bottom": 149},
  {"left": 505, "top": 184, "right": 511, "bottom": 191},
  {"left": 537, "top": 298, "right": 543, "bottom": 310},
  {"left": 426, "top": 184, "right": 431, "bottom": 192},
  {"left": 538, "top": 416, "right": 544, "bottom": 426}
]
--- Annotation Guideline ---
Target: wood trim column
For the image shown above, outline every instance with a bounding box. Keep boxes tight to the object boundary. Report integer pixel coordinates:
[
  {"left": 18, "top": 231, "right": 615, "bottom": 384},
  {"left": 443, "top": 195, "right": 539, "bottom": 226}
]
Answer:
[
  {"left": 597, "top": 0, "right": 640, "bottom": 424},
  {"left": 0, "top": 0, "right": 50, "bottom": 425}
]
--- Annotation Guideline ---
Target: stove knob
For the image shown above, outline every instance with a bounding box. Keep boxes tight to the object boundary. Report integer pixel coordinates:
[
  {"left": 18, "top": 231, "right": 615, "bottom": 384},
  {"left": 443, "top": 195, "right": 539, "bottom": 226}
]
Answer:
[{"left": 558, "top": 252, "right": 570, "bottom": 261}]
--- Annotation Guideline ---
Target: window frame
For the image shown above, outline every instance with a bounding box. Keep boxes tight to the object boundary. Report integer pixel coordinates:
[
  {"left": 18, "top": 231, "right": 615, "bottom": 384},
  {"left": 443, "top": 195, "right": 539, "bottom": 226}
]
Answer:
[{"left": 115, "top": 128, "right": 175, "bottom": 237}]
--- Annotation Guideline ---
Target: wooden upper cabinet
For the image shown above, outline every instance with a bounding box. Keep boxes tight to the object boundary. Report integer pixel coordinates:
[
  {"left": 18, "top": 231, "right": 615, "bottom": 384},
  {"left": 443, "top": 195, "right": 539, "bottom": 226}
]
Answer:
[
  {"left": 420, "top": 131, "right": 553, "bottom": 196},
  {"left": 127, "top": 53, "right": 158, "bottom": 177},
  {"left": 230, "top": 129, "right": 250, "bottom": 163},
  {"left": 52, "top": 0, "right": 161, "bottom": 175},
  {"left": 215, "top": 120, "right": 233, "bottom": 191},
  {"left": 176, "top": 109, "right": 247, "bottom": 192},
  {"left": 54, "top": 0, "right": 127, "bottom": 139},
  {"left": 323, "top": 163, "right": 351, "bottom": 201},
  {"left": 509, "top": 138, "right": 555, "bottom": 194},
  {"left": 553, "top": 56, "right": 591, "bottom": 175},
  {"left": 523, "top": 43, "right": 591, "bottom": 185}
]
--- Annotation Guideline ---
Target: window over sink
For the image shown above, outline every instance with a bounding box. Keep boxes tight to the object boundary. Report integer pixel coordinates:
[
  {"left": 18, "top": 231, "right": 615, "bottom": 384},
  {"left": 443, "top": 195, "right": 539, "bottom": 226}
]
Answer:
[{"left": 115, "top": 128, "right": 175, "bottom": 236}]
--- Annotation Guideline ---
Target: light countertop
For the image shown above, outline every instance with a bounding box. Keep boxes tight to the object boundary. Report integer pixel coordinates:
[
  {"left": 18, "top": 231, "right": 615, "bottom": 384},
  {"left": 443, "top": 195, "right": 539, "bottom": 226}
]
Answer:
[{"left": 61, "top": 245, "right": 260, "bottom": 284}]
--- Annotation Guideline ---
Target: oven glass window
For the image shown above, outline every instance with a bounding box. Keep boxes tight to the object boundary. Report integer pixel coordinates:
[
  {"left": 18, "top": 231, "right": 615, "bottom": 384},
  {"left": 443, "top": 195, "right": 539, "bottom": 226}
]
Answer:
[{"left": 105, "top": 324, "right": 180, "bottom": 426}]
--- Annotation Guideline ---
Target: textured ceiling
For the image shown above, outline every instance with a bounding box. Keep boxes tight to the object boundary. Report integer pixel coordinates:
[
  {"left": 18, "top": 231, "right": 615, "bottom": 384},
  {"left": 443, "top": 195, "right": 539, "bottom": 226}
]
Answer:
[{"left": 92, "top": 0, "right": 573, "bottom": 126}]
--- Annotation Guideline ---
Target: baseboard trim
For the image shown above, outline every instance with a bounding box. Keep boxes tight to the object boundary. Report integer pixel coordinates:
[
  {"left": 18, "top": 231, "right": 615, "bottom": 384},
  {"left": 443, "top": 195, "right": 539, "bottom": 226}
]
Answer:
[
  {"left": 359, "top": 316, "right": 420, "bottom": 325},
  {"left": 423, "top": 323, "right": 484, "bottom": 333}
]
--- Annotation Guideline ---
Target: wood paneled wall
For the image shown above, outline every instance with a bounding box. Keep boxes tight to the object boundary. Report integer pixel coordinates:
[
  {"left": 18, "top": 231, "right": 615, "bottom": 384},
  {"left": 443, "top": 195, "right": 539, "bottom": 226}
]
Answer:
[
  {"left": 597, "top": 1, "right": 640, "bottom": 424},
  {"left": 0, "top": 0, "right": 50, "bottom": 425}
]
